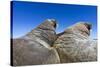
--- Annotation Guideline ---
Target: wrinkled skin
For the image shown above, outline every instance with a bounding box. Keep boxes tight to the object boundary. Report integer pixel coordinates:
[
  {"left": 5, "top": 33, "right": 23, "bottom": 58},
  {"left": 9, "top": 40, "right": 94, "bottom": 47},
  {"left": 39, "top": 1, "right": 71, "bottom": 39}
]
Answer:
[
  {"left": 12, "top": 21, "right": 97, "bottom": 66},
  {"left": 12, "top": 19, "right": 60, "bottom": 66},
  {"left": 54, "top": 22, "right": 97, "bottom": 63}
]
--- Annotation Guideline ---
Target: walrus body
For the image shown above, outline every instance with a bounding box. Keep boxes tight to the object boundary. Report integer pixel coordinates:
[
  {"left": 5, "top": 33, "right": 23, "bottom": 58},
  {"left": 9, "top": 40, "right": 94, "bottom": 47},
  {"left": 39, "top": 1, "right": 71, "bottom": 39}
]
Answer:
[
  {"left": 12, "top": 21, "right": 97, "bottom": 66},
  {"left": 12, "top": 19, "right": 60, "bottom": 66},
  {"left": 54, "top": 22, "right": 97, "bottom": 63}
]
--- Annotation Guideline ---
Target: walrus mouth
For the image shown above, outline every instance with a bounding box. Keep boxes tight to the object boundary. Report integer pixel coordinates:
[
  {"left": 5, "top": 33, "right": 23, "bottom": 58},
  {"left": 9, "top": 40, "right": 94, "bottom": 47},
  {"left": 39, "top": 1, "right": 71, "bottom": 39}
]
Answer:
[{"left": 83, "top": 23, "right": 92, "bottom": 35}]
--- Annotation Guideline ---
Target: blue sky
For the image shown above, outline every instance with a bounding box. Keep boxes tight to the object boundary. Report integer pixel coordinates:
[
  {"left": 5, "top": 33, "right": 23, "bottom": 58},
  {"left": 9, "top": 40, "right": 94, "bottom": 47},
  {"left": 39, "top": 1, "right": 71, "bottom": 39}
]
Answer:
[{"left": 11, "top": 1, "right": 97, "bottom": 39}]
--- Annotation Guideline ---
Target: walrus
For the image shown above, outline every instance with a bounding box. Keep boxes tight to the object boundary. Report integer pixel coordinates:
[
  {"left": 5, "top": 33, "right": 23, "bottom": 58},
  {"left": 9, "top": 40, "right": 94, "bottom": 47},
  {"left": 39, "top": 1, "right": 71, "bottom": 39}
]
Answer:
[
  {"left": 53, "top": 22, "right": 97, "bottom": 63},
  {"left": 12, "top": 19, "right": 60, "bottom": 66}
]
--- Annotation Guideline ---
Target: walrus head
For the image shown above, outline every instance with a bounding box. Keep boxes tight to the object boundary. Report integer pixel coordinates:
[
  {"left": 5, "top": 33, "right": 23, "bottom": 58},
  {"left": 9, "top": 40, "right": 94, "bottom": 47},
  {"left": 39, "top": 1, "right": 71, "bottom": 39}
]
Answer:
[
  {"left": 73, "top": 22, "right": 92, "bottom": 37},
  {"left": 25, "top": 19, "right": 57, "bottom": 47},
  {"left": 25, "top": 19, "right": 57, "bottom": 37},
  {"left": 83, "top": 23, "right": 92, "bottom": 31},
  {"left": 54, "top": 22, "right": 92, "bottom": 49},
  {"left": 57, "top": 22, "right": 92, "bottom": 38},
  {"left": 63, "top": 22, "right": 92, "bottom": 38},
  {"left": 46, "top": 19, "right": 57, "bottom": 28},
  {"left": 37, "top": 19, "right": 57, "bottom": 31}
]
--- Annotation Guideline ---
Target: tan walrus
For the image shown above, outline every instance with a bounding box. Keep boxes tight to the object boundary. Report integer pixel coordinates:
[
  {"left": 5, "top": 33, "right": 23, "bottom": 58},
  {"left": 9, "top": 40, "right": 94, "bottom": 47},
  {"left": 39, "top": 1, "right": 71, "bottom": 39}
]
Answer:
[
  {"left": 12, "top": 19, "right": 60, "bottom": 66},
  {"left": 54, "top": 22, "right": 97, "bottom": 63}
]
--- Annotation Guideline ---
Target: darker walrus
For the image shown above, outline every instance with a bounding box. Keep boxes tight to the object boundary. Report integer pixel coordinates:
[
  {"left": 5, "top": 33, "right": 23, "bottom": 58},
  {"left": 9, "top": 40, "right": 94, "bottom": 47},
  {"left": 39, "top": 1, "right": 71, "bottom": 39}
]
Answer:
[
  {"left": 54, "top": 22, "right": 97, "bottom": 63},
  {"left": 12, "top": 19, "right": 60, "bottom": 66}
]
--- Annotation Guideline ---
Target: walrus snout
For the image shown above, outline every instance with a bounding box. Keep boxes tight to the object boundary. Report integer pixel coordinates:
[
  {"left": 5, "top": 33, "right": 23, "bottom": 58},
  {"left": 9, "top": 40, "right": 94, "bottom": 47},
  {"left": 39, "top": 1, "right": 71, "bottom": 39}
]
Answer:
[
  {"left": 83, "top": 23, "right": 92, "bottom": 30},
  {"left": 46, "top": 19, "right": 57, "bottom": 28}
]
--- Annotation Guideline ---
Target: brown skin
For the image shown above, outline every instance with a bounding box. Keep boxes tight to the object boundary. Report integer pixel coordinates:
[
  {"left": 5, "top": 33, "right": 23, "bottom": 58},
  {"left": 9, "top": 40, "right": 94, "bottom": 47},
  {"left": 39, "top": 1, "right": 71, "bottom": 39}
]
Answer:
[
  {"left": 12, "top": 19, "right": 60, "bottom": 66},
  {"left": 54, "top": 22, "right": 97, "bottom": 63},
  {"left": 12, "top": 21, "right": 97, "bottom": 65}
]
